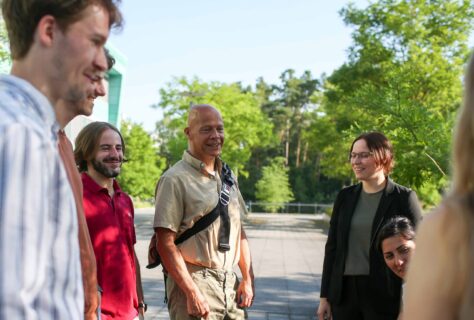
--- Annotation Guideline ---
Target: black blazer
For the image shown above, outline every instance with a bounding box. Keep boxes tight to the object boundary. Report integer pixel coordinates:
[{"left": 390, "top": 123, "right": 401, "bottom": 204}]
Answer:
[{"left": 320, "top": 178, "right": 422, "bottom": 314}]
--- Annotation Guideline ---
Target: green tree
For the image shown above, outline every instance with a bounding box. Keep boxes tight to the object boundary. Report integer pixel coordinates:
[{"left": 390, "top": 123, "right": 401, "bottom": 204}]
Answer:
[
  {"left": 118, "top": 120, "right": 165, "bottom": 199},
  {"left": 261, "top": 70, "right": 320, "bottom": 167},
  {"left": 154, "top": 77, "right": 274, "bottom": 177},
  {"left": 248, "top": 71, "right": 334, "bottom": 203},
  {"left": 318, "top": 0, "right": 474, "bottom": 205},
  {"left": 0, "top": 19, "right": 11, "bottom": 73},
  {"left": 255, "top": 157, "right": 294, "bottom": 213}
]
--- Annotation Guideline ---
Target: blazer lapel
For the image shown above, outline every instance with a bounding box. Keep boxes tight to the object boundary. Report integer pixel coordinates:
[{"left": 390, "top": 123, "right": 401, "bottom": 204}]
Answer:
[
  {"left": 370, "top": 178, "right": 395, "bottom": 247},
  {"left": 341, "top": 183, "right": 362, "bottom": 245}
]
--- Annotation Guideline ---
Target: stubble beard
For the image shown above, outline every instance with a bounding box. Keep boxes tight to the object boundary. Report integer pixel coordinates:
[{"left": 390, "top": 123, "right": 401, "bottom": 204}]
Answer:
[{"left": 52, "top": 48, "right": 88, "bottom": 115}]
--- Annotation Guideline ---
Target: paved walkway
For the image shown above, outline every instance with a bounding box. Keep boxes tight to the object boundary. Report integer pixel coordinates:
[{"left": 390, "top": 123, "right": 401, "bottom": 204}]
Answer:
[{"left": 134, "top": 209, "right": 329, "bottom": 320}]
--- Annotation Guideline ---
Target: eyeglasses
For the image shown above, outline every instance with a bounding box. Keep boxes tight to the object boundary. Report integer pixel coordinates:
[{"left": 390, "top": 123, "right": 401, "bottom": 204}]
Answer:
[{"left": 349, "top": 152, "right": 373, "bottom": 160}]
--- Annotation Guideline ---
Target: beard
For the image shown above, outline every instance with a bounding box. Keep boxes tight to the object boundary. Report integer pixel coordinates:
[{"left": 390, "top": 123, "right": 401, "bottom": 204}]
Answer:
[{"left": 91, "top": 157, "right": 122, "bottom": 178}]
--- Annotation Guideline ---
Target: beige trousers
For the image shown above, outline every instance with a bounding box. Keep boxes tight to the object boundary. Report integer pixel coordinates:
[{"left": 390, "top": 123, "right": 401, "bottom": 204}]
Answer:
[{"left": 166, "top": 265, "right": 247, "bottom": 320}]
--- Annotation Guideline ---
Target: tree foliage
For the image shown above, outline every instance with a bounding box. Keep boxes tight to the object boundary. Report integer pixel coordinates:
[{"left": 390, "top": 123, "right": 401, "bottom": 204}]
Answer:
[
  {"left": 314, "top": 0, "right": 474, "bottom": 205},
  {"left": 118, "top": 120, "right": 165, "bottom": 199},
  {"left": 0, "top": 19, "right": 11, "bottom": 73},
  {"left": 259, "top": 70, "right": 320, "bottom": 168},
  {"left": 255, "top": 157, "right": 294, "bottom": 213},
  {"left": 149, "top": 0, "right": 474, "bottom": 208}
]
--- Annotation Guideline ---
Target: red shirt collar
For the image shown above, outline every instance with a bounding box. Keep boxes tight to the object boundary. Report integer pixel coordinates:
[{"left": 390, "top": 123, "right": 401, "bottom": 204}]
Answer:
[{"left": 81, "top": 172, "right": 122, "bottom": 195}]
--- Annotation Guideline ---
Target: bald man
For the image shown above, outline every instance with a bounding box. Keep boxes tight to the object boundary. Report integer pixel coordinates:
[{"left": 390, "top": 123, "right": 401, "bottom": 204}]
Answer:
[{"left": 153, "top": 105, "right": 255, "bottom": 319}]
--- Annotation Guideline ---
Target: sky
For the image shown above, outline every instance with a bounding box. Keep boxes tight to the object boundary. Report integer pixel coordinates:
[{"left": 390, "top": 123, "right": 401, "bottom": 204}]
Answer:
[{"left": 109, "top": 0, "right": 370, "bottom": 132}]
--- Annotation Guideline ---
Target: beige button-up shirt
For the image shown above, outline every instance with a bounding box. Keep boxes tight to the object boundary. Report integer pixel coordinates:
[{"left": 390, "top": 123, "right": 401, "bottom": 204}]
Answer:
[{"left": 153, "top": 151, "right": 247, "bottom": 270}]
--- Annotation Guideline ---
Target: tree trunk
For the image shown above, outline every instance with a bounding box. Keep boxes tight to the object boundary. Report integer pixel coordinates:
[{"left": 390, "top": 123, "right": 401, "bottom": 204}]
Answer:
[
  {"left": 295, "top": 135, "right": 301, "bottom": 168},
  {"left": 285, "top": 119, "right": 290, "bottom": 166},
  {"left": 303, "top": 141, "right": 308, "bottom": 164}
]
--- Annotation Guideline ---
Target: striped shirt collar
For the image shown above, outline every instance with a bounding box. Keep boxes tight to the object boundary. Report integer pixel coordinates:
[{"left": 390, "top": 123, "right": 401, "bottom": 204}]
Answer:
[{"left": 0, "top": 74, "right": 59, "bottom": 138}]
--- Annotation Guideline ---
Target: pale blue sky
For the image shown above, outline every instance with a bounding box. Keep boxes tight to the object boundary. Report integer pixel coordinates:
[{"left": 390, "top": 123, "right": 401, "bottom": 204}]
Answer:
[{"left": 109, "top": 1, "right": 369, "bottom": 131}]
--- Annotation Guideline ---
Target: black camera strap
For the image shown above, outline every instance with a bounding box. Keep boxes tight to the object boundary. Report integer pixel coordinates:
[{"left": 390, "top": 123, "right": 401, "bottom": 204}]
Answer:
[{"left": 217, "top": 162, "right": 234, "bottom": 252}]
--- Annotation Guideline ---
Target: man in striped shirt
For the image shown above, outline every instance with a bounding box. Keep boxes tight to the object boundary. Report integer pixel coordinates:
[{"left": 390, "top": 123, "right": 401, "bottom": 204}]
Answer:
[{"left": 0, "top": 1, "right": 122, "bottom": 319}]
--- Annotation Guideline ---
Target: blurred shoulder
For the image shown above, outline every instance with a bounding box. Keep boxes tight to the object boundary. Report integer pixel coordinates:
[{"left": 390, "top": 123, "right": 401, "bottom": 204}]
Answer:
[
  {"left": 404, "top": 201, "right": 469, "bottom": 319},
  {"left": 415, "top": 202, "right": 468, "bottom": 268},
  {"left": 423, "top": 201, "right": 465, "bottom": 235}
]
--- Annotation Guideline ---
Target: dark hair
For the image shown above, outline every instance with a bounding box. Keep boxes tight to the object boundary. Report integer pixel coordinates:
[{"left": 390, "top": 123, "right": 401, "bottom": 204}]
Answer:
[
  {"left": 105, "top": 48, "right": 115, "bottom": 70},
  {"left": 350, "top": 131, "right": 394, "bottom": 175},
  {"left": 74, "top": 121, "right": 125, "bottom": 172},
  {"left": 2, "top": 0, "right": 123, "bottom": 59},
  {"left": 376, "top": 216, "right": 416, "bottom": 254}
]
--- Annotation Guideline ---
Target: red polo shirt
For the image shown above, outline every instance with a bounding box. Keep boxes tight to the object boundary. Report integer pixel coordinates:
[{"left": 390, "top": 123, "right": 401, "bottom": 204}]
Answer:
[{"left": 82, "top": 173, "right": 138, "bottom": 320}]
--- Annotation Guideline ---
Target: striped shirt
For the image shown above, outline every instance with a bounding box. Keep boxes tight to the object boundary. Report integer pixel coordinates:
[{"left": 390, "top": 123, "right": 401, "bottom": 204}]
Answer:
[{"left": 0, "top": 75, "right": 83, "bottom": 319}]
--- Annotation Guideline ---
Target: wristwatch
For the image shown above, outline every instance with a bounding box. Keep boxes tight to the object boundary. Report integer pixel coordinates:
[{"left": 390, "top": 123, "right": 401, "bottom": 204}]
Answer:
[{"left": 138, "top": 302, "right": 147, "bottom": 312}]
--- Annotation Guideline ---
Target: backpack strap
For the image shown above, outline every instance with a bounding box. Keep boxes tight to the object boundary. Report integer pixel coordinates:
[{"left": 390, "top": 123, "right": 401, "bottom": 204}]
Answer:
[
  {"left": 146, "top": 161, "right": 234, "bottom": 268},
  {"left": 175, "top": 205, "right": 220, "bottom": 246},
  {"left": 146, "top": 207, "right": 219, "bottom": 269}
]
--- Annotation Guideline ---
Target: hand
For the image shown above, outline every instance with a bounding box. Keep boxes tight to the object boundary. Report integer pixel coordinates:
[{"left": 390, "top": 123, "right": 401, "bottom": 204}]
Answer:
[
  {"left": 237, "top": 278, "right": 254, "bottom": 308},
  {"left": 84, "top": 290, "right": 100, "bottom": 320},
  {"left": 317, "top": 298, "right": 332, "bottom": 320},
  {"left": 186, "top": 288, "right": 210, "bottom": 318}
]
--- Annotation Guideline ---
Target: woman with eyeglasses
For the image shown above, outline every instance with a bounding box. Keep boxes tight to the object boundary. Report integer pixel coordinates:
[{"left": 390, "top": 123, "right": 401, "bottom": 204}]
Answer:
[
  {"left": 316, "top": 132, "right": 422, "bottom": 320},
  {"left": 403, "top": 53, "right": 474, "bottom": 320}
]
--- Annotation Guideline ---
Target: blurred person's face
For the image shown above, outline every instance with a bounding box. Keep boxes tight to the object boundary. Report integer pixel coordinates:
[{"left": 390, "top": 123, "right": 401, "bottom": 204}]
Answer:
[
  {"left": 90, "top": 129, "right": 123, "bottom": 178},
  {"left": 82, "top": 77, "right": 107, "bottom": 116},
  {"left": 350, "top": 139, "right": 385, "bottom": 182},
  {"left": 51, "top": 5, "right": 109, "bottom": 115},
  {"left": 382, "top": 235, "right": 416, "bottom": 280}
]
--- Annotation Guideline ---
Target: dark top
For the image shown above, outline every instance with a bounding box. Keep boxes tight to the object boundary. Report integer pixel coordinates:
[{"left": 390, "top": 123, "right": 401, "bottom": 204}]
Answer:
[
  {"left": 320, "top": 178, "right": 422, "bottom": 314},
  {"left": 344, "top": 189, "right": 383, "bottom": 275}
]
